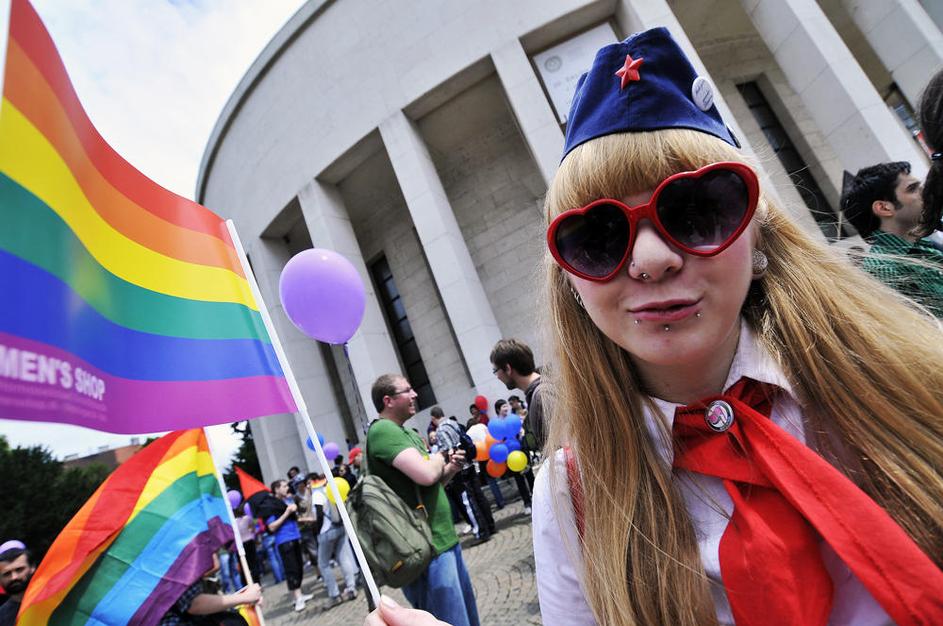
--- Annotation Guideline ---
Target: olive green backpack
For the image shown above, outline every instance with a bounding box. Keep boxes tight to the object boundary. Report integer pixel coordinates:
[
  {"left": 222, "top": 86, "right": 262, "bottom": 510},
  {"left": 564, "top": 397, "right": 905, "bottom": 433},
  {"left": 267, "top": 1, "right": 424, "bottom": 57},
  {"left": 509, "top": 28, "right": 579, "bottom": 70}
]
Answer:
[{"left": 347, "top": 423, "right": 435, "bottom": 588}]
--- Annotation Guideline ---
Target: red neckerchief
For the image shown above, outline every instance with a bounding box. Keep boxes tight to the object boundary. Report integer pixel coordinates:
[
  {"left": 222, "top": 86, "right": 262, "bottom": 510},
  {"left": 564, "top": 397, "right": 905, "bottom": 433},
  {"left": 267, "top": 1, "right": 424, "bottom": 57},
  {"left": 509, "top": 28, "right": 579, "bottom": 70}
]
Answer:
[{"left": 671, "top": 377, "right": 943, "bottom": 625}]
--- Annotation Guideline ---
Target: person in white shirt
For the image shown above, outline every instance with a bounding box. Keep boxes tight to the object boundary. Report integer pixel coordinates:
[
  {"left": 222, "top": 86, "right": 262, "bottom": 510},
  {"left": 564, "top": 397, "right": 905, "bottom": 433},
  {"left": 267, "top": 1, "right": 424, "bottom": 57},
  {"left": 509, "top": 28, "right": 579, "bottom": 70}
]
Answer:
[
  {"left": 310, "top": 477, "right": 360, "bottom": 607},
  {"left": 532, "top": 26, "right": 943, "bottom": 626},
  {"left": 365, "top": 25, "right": 943, "bottom": 626}
]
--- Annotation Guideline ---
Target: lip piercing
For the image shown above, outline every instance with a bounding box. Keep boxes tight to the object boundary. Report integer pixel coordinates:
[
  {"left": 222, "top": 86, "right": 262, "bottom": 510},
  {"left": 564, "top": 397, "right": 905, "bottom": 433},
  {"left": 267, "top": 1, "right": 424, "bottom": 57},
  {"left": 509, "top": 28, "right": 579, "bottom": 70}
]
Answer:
[
  {"left": 663, "top": 325, "right": 671, "bottom": 331},
  {"left": 634, "top": 319, "right": 640, "bottom": 325},
  {"left": 640, "top": 272, "right": 651, "bottom": 281},
  {"left": 696, "top": 312, "right": 702, "bottom": 318}
]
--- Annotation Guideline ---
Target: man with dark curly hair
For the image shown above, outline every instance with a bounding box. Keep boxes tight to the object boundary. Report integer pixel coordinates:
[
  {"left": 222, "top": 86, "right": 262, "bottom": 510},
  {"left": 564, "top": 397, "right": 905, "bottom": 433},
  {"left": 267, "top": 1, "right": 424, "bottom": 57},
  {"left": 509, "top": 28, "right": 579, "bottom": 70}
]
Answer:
[{"left": 841, "top": 161, "right": 943, "bottom": 315}]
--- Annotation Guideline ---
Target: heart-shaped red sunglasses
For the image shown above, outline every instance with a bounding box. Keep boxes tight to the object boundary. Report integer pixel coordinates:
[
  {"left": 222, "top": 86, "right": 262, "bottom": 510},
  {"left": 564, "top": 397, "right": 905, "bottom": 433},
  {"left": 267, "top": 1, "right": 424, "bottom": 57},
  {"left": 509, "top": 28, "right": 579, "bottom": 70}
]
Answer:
[{"left": 547, "top": 162, "right": 759, "bottom": 281}]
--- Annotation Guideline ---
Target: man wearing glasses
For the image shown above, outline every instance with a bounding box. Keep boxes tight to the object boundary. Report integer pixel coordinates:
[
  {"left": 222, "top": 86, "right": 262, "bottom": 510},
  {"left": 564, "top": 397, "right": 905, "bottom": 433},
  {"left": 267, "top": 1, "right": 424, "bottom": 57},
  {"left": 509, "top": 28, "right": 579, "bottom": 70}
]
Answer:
[{"left": 365, "top": 374, "right": 480, "bottom": 626}]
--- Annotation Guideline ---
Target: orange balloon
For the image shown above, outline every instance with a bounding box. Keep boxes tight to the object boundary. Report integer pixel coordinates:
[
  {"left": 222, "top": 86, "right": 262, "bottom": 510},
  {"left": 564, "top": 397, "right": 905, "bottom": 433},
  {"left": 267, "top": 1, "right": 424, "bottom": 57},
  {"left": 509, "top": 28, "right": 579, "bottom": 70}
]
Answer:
[
  {"left": 474, "top": 440, "right": 489, "bottom": 462},
  {"left": 486, "top": 460, "right": 507, "bottom": 478},
  {"left": 484, "top": 434, "right": 497, "bottom": 449}
]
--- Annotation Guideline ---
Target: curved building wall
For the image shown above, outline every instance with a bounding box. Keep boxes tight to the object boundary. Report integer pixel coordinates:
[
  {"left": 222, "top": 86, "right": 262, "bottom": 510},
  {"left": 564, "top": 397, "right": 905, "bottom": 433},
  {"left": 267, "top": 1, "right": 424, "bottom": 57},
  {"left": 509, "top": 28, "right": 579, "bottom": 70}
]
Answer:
[{"left": 199, "top": 0, "right": 942, "bottom": 482}]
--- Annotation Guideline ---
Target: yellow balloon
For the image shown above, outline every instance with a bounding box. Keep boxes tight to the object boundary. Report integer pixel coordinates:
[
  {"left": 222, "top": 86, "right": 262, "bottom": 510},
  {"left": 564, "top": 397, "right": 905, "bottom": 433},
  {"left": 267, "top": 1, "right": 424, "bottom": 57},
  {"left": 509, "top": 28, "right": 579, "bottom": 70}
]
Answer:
[
  {"left": 326, "top": 477, "right": 350, "bottom": 504},
  {"left": 506, "top": 450, "right": 528, "bottom": 473}
]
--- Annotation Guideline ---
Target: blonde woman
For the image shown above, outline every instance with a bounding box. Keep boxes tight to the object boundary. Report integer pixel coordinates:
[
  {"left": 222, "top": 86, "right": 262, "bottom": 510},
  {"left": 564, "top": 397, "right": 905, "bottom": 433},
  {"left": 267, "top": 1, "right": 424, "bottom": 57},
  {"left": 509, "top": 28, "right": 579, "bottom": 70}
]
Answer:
[
  {"left": 533, "top": 27, "right": 943, "bottom": 626},
  {"left": 365, "top": 27, "right": 943, "bottom": 626}
]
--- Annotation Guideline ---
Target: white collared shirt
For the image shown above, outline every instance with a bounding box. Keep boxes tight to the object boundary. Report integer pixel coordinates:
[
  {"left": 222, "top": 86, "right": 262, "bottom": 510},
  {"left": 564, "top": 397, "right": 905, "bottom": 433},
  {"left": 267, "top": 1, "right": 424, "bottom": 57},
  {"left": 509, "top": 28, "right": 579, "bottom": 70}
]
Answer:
[{"left": 532, "top": 323, "right": 891, "bottom": 625}]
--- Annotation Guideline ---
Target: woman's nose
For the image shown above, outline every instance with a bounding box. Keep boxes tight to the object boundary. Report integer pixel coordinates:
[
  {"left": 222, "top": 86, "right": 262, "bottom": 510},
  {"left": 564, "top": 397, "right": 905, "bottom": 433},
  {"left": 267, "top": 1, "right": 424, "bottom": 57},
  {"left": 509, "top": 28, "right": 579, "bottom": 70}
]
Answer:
[{"left": 627, "top": 221, "right": 683, "bottom": 281}]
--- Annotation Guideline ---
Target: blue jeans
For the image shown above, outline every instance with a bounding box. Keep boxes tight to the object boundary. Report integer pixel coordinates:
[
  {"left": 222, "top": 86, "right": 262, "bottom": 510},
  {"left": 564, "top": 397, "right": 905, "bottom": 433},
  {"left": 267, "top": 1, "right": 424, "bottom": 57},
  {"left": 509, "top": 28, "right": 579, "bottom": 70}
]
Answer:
[
  {"left": 486, "top": 476, "right": 505, "bottom": 508},
  {"left": 261, "top": 533, "right": 285, "bottom": 583},
  {"left": 402, "top": 544, "right": 479, "bottom": 626},
  {"left": 218, "top": 549, "right": 243, "bottom": 593},
  {"left": 317, "top": 525, "right": 359, "bottom": 598}
]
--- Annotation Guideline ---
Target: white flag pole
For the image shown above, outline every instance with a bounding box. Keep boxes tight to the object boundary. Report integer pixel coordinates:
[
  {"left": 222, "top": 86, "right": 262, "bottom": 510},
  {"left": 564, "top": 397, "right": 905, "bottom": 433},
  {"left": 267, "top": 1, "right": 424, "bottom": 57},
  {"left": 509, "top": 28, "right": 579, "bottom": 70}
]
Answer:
[
  {"left": 203, "top": 427, "right": 267, "bottom": 626},
  {"left": 224, "top": 220, "right": 381, "bottom": 607}
]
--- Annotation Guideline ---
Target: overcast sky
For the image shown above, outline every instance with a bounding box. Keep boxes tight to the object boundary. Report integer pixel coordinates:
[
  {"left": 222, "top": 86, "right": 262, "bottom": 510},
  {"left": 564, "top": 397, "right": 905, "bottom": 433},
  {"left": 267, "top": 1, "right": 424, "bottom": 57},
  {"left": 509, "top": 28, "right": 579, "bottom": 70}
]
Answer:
[{"left": 0, "top": 0, "right": 306, "bottom": 470}]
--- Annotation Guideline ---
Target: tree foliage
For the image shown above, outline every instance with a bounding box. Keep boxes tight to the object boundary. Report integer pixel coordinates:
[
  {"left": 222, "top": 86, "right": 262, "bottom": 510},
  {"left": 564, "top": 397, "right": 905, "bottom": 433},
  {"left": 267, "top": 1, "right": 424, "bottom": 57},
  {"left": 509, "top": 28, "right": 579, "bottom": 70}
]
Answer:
[
  {"left": 0, "top": 436, "right": 110, "bottom": 562},
  {"left": 222, "top": 421, "right": 261, "bottom": 491}
]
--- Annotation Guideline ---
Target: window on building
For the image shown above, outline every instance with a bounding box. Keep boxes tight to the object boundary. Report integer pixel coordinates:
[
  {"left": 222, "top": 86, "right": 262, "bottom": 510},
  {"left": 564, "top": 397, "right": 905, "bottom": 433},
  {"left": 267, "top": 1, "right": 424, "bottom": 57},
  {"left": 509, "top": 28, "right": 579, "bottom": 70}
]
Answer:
[
  {"left": 885, "top": 84, "right": 931, "bottom": 156},
  {"left": 737, "top": 81, "right": 848, "bottom": 240},
  {"left": 370, "top": 255, "right": 436, "bottom": 409}
]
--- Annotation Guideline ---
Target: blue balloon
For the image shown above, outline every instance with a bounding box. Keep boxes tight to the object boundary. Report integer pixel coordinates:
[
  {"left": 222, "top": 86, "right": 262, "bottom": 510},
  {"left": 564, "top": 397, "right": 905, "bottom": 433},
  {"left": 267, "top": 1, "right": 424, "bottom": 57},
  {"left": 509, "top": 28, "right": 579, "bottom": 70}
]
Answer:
[
  {"left": 487, "top": 417, "right": 506, "bottom": 440},
  {"left": 505, "top": 439, "right": 521, "bottom": 453},
  {"left": 489, "top": 443, "right": 509, "bottom": 464},
  {"left": 306, "top": 432, "right": 326, "bottom": 451},
  {"left": 505, "top": 415, "right": 522, "bottom": 438}
]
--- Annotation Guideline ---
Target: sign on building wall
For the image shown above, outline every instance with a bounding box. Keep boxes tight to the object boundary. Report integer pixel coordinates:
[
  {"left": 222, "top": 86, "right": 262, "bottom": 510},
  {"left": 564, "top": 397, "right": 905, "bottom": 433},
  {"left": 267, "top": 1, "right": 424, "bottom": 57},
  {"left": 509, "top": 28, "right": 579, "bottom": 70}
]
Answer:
[{"left": 533, "top": 22, "right": 619, "bottom": 124}]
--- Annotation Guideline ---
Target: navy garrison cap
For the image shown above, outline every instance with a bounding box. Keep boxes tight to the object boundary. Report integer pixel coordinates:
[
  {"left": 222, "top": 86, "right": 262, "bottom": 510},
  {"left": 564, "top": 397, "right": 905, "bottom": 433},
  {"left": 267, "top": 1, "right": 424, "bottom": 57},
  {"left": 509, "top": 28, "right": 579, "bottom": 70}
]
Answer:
[{"left": 562, "top": 27, "right": 739, "bottom": 160}]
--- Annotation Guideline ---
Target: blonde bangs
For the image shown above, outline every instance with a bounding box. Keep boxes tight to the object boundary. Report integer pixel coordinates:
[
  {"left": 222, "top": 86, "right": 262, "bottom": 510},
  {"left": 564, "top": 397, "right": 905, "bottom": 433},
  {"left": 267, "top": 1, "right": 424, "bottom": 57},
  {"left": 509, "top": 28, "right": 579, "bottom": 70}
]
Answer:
[{"left": 545, "top": 128, "right": 751, "bottom": 222}]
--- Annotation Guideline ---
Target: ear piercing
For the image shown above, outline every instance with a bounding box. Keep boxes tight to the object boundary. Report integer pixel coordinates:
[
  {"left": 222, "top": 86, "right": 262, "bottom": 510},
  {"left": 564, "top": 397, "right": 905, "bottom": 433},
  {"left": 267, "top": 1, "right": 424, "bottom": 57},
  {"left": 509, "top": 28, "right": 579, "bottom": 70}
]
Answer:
[{"left": 752, "top": 249, "right": 768, "bottom": 277}]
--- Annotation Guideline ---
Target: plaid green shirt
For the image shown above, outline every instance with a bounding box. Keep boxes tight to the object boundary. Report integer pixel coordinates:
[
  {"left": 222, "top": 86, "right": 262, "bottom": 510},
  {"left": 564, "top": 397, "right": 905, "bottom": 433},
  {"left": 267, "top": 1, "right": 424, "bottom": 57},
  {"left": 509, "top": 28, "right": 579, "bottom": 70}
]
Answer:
[{"left": 862, "top": 231, "right": 943, "bottom": 317}]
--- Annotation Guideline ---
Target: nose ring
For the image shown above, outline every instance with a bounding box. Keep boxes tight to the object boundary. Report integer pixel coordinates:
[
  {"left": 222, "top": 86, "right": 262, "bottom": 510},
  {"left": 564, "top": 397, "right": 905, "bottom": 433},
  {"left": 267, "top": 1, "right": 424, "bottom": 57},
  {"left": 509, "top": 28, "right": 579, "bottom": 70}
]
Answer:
[{"left": 640, "top": 272, "right": 651, "bottom": 281}]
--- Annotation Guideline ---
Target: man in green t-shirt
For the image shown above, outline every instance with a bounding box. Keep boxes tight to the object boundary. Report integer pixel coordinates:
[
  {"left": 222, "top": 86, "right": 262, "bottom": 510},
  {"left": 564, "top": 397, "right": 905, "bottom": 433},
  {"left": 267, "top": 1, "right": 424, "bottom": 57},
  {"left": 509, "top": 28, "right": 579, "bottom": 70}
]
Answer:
[{"left": 366, "top": 374, "right": 480, "bottom": 626}]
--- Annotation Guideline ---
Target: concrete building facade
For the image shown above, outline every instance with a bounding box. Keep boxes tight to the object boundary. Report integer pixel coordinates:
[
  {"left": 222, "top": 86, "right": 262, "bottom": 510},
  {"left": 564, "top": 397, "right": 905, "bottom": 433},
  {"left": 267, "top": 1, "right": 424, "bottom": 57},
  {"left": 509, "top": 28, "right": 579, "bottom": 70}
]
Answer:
[{"left": 197, "top": 0, "right": 943, "bottom": 483}]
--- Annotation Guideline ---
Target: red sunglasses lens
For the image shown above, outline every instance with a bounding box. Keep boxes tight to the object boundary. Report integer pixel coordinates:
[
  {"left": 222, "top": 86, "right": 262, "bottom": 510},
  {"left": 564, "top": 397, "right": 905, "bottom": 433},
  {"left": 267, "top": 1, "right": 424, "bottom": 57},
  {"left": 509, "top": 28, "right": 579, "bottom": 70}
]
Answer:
[
  {"left": 656, "top": 169, "right": 751, "bottom": 252},
  {"left": 554, "top": 203, "right": 629, "bottom": 278}
]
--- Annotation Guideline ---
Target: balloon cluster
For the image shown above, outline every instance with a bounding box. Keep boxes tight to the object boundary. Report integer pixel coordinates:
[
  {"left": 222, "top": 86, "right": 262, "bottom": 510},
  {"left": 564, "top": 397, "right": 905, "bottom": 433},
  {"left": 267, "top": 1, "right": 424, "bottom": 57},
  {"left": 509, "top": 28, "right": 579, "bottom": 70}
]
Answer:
[
  {"left": 304, "top": 432, "right": 342, "bottom": 462},
  {"left": 466, "top": 396, "right": 528, "bottom": 477}
]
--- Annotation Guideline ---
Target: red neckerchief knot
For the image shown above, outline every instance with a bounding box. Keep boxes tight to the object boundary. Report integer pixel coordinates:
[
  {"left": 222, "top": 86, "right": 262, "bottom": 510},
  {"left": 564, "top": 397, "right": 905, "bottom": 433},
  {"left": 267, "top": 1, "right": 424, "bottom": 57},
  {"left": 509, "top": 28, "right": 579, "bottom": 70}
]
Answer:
[{"left": 673, "top": 377, "right": 943, "bottom": 626}]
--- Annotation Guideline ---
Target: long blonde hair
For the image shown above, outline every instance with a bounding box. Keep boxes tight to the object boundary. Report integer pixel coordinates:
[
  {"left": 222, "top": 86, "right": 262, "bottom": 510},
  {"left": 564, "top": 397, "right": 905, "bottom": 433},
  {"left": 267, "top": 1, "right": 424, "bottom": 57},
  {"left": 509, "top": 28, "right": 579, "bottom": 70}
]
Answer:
[{"left": 542, "top": 129, "right": 943, "bottom": 626}]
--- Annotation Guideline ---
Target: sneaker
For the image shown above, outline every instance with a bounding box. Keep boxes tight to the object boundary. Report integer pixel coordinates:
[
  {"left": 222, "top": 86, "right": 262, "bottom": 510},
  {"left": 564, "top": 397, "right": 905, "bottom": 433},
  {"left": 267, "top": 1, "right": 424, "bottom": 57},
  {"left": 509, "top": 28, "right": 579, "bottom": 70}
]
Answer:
[
  {"left": 523, "top": 506, "right": 532, "bottom": 515},
  {"left": 342, "top": 588, "right": 358, "bottom": 602},
  {"left": 460, "top": 524, "right": 473, "bottom": 535},
  {"left": 293, "top": 598, "right": 306, "bottom": 612},
  {"left": 325, "top": 595, "right": 343, "bottom": 609},
  {"left": 299, "top": 592, "right": 314, "bottom": 603}
]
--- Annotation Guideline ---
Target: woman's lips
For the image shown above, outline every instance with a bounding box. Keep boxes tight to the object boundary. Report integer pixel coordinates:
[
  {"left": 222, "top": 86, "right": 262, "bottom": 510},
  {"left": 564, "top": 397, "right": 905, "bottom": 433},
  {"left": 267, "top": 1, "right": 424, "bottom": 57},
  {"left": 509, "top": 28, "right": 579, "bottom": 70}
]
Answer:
[{"left": 630, "top": 300, "right": 700, "bottom": 322}]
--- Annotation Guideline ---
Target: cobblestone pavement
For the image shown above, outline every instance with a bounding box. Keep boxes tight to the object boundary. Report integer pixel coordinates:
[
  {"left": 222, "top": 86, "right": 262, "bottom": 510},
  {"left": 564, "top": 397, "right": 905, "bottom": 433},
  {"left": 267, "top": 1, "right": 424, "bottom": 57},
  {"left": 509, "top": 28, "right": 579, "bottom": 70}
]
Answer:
[{"left": 258, "top": 486, "right": 541, "bottom": 625}]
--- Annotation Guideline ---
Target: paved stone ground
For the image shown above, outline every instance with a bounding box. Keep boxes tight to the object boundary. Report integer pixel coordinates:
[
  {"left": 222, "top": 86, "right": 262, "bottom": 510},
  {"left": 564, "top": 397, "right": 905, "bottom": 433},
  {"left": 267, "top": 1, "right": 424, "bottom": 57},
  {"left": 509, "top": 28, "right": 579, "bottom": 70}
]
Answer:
[{"left": 257, "top": 481, "right": 541, "bottom": 625}]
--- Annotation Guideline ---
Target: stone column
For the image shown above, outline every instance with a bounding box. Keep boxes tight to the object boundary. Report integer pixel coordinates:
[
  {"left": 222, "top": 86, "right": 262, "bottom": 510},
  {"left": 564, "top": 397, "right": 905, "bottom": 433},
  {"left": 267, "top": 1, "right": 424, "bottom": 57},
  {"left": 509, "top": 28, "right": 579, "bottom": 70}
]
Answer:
[
  {"left": 378, "top": 111, "right": 505, "bottom": 393},
  {"left": 296, "top": 179, "right": 401, "bottom": 423},
  {"left": 841, "top": 0, "right": 943, "bottom": 110},
  {"left": 492, "top": 38, "right": 565, "bottom": 188},
  {"left": 742, "top": 0, "right": 928, "bottom": 176}
]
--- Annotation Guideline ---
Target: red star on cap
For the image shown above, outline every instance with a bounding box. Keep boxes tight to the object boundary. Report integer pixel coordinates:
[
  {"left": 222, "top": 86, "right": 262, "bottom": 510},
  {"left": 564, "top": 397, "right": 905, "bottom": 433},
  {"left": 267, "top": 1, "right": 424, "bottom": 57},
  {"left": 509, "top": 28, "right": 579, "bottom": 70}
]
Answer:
[{"left": 615, "top": 54, "right": 644, "bottom": 90}]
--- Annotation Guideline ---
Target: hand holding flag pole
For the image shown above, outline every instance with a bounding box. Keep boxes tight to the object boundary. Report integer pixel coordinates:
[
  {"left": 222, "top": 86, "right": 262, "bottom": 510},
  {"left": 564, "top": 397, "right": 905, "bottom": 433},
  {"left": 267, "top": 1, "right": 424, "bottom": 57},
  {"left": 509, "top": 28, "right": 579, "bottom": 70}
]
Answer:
[
  {"left": 224, "top": 220, "right": 381, "bottom": 607},
  {"left": 204, "top": 427, "right": 266, "bottom": 626}
]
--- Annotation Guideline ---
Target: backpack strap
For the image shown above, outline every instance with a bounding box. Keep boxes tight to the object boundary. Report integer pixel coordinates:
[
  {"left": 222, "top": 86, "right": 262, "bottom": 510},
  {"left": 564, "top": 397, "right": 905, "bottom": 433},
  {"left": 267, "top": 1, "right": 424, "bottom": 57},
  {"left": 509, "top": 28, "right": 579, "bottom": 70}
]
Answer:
[{"left": 564, "top": 446, "right": 585, "bottom": 542}]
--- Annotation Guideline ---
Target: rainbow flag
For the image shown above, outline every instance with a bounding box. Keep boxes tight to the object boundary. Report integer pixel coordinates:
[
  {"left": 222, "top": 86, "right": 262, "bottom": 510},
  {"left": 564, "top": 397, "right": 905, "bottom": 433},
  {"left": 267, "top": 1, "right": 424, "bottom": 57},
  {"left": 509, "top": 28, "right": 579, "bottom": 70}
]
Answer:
[
  {"left": 0, "top": 0, "right": 296, "bottom": 433},
  {"left": 17, "top": 429, "right": 239, "bottom": 624},
  {"left": 238, "top": 604, "right": 263, "bottom": 626}
]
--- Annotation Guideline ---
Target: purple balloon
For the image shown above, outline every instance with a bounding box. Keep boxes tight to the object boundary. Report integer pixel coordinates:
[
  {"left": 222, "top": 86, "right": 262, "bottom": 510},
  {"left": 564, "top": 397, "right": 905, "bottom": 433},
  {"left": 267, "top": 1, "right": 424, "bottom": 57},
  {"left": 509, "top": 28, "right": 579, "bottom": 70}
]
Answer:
[
  {"left": 227, "top": 489, "right": 243, "bottom": 509},
  {"left": 243, "top": 502, "right": 252, "bottom": 517},
  {"left": 323, "top": 441, "right": 340, "bottom": 460},
  {"left": 279, "top": 249, "right": 366, "bottom": 344},
  {"left": 0, "top": 540, "right": 25, "bottom": 553}
]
